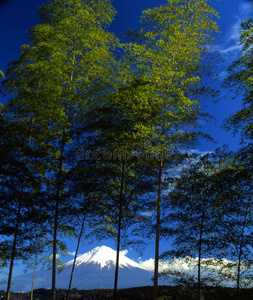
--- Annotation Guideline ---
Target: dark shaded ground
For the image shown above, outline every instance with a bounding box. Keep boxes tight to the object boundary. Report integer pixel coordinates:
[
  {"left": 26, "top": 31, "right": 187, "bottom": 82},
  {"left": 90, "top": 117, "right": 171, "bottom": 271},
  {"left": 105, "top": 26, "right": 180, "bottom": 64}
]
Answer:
[{"left": 1, "top": 286, "right": 253, "bottom": 299}]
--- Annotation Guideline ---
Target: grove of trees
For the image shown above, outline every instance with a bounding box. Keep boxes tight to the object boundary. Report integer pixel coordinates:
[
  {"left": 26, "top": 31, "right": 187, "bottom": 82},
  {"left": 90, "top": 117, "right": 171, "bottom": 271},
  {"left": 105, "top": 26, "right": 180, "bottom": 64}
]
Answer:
[{"left": 0, "top": 1, "right": 253, "bottom": 300}]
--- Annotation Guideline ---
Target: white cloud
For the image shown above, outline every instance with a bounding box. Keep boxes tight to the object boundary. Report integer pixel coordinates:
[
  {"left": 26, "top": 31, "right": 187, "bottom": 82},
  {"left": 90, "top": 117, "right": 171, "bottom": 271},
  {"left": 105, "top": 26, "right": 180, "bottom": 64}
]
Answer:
[
  {"left": 138, "top": 256, "right": 253, "bottom": 287},
  {"left": 68, "top": 251, "right": 82, "bottom": 257},
  {"left": 181, "top": 149, "right": 213, "bottom": 156},
  {"left": 120, "top": 249, "right": 128, "bottom": 256},
  {"left": 239, "top": 2, "right": 252, "bottom": 16},
  {"left": 219, "top": 44, "right": 241, "bottom": 54},
  {"left": 138, "top": 258, "right": 169, "bottom": 272},
  {"left": 140, "top": 211, "right": 155, "bottom": 217},
  {"left": 48, "top": 254, "right": 60, "bottom": 260},
  {"left": 138, "top": 258, "right": 155, "bottom": 271},
  {"left": 227, "top": 19, "right": 242, "bottom": 42},
  {"left": 216, "top": 1, "right": 251, "bottom": 56},
  {"left": 211, "top": 43, "right": 241, "bottom": 55},
  {"left": 226, "top": 1, "right": 252, "bottom": 43},
  {"left": 218, "top": 70, "right": 228, "bottom": 80},
  {"left": 138, "top": 257, "right": 203, "bottom": 272}
]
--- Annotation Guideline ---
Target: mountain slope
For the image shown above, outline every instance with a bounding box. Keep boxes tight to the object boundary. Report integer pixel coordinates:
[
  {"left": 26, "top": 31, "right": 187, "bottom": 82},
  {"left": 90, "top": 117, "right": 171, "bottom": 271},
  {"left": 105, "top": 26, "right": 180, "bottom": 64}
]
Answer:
[
  {"left": 65, "top": 246, "right": 146, "bottom": 270},
  {"left": 0, "top": 246, "right": 153, "bottom": 292}
]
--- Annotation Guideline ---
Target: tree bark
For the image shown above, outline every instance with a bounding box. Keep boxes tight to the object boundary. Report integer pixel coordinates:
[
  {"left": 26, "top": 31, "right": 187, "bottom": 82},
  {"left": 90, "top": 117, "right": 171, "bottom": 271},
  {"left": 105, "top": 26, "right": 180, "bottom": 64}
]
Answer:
[
  {"left": 153, "top": 158, "right": 163, "bottom": 300},
  {"left": 52, "top": 181, "right": 61, "bottom": 300},
  {"left": 113, "top": 162, "right": 125, "bottom": 300},
  {"left": 236, "top": 198, "right": 249, "bottom": 300},
  {"left": 52, "top": 36, "right": 76, "bottom": 300},
  {"left": 198, "top": 201, "right": 205, "bottom": 300},
  {"left": 66, "top": 216, "right": 85, "bottom": 300},
  {"left": 31, "top": 258, "right": 37, "bottom": 300},
  {"left": 153, "top": 115, "right": 165, "bottom": 300}
]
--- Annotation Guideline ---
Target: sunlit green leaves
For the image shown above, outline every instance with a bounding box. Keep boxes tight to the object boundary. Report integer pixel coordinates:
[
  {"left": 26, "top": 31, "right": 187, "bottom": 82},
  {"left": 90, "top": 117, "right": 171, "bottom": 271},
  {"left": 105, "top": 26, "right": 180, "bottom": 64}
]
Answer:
[
  {"left": 223, "top": 17, "right": 253, "bottom": 142},
  {"left": 124, "top": 0, "right": 219, "bottom": 156}
]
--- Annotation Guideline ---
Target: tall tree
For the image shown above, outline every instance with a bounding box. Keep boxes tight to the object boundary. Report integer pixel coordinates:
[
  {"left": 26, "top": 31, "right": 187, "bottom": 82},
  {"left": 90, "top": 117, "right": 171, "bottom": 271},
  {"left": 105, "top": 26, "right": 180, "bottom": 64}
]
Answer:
[
  {"left": 223, "top": 17, "right": 253, "bottom": 143},
  {"left": 71, "top": 74, "right": 155, "bottom": 298},
  {"left": 160, "top": 151, "right": 232, "bottom": 299},
  {"left": 213, "top": 148, "right": 253, "bottom": 300},
  {"left": 161, "top": 148, "right": 253, "bottom": 300},
  {"left": 0, "top": 90, "right": 50, "bottom": 300},
  {"left": 22, "top": 234, "right": 66, "bottom": 300},
  {"left": 1, "top": 0, "right": 117, "bottom": 299},
  {"left": 222, "top": 15, "right": 253, "bottom": 300},
  {"left": 124, "top": 1, "right": 219, "bottom": 298}
]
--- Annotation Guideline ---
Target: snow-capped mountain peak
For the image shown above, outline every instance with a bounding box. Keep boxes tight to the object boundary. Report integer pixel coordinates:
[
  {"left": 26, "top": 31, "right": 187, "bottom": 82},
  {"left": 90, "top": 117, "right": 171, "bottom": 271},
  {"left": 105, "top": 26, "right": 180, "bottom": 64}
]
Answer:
[
  {"left": 0, "top": 246, "right": 153, "bottom": 292},
  {"left": 65, "top": 245, "right": 145, "bottom": 270}
]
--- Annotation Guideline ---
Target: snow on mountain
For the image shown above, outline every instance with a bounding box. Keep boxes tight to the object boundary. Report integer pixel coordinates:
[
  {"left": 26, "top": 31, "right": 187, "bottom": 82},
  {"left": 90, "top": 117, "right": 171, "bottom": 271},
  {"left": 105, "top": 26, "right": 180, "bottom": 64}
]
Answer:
[
  {"left": 65, "top": 245, "right": 146, "bottom": 270},
  {"left": 0, "top": 246, "right": 153, "bottom": 292},
  {"left": 1, "top": 246, "right": 240, "bottom": 293}
]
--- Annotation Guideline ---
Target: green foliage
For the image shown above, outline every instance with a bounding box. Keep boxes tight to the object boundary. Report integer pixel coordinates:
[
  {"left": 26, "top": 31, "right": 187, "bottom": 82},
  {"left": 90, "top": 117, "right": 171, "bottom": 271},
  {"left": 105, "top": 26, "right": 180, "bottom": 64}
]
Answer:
[
  {"left": 222, "top": 18, "right": 253, "bottom": 297},
  {"left": 223, "top": 18, "right": 253, "bottom": 141},
  {"left": 158, "top": 296, "right": 172, "bottom": 300},
  {"left": 215, "top": 147, "right": 253, "bottom": 295},
  {"left": 123, "top": 2, "right": 220, "bottom": 298},
  {"left": 1, "top": 1, "right": 117, "bottom": 298},
  {"left": 160, "top": 147, "right": 253, "bottom": 297},
  {"left": 160, "top": 151, "right": 230, "bottom": 288},
  {"left": 123, "top": 0, "right": 219, "bottom": 154},
  {"left": 0, "top": 1, "right": 234, "bottom": 299}
]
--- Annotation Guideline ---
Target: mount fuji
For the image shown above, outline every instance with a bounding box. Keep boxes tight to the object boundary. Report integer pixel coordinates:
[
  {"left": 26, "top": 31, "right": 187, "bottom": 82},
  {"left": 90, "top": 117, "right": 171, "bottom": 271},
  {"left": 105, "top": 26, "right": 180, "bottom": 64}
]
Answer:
[{"left": 0, "top": 246, "right": 153, "bottom": 292}]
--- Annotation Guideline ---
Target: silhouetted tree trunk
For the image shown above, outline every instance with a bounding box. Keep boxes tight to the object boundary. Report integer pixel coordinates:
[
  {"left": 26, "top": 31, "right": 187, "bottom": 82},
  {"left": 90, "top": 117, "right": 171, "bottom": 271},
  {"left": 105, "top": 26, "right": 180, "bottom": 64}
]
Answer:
[
  {"left": 30, "top": 256, "right": 38, "bottom": 300},
  {"left": 153, "top": 116, "right": 165, "bottom": 300},
  {"left": 236, "top": 200, "right": 249, "bottom": 300},
  {"left": 66, "top": 216, "right": 85, "bottom": 300},
  {"left": 198, "top": 203, "right": 205, "bottom": 300},
  {"left": 113, "top": 162, "right": 125, "bottom": 300}
]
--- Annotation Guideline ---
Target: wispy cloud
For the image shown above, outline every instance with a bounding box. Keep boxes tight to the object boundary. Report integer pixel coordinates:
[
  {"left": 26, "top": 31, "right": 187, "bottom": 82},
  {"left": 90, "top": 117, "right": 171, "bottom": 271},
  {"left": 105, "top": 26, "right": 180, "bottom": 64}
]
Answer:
[
  {"left": 227, "top": 19, "right": 242, "bottom": 42},
  {"left": 68, "top": 251, "right": 82, "bottom": 257},
  {"left": 218, "top": 70, "right": 228, "bottom": 80},
  {"left": 216, "top": 1, "right": 252, "bottom": 56},
  {"left": 227, "top": 1, "right": 252, "bottom": 42},
  {"left": 181, "top": 149, "right": 213, "bottom": 156},
  {"left": 219, "top": 44, "right": 241, "bottom": 54},
  {"left": 239, "top": 2, "right": 252, "bottom": 16}
]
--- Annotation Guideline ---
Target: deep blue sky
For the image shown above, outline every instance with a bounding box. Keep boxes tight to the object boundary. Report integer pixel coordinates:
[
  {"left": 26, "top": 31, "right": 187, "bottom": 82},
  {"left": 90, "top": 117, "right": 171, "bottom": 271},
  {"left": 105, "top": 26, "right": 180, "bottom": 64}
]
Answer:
[
  {"left": 0, "top": 0, "right": 252, "bottom": 279},
  {"left": 0, "top": 0, "right": 252, "bottom": 151}
]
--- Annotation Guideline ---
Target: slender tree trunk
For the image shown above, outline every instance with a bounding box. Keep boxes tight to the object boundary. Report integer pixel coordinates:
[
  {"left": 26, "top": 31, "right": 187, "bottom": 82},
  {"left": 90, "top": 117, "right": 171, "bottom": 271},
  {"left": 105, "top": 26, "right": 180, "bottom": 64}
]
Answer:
[
  {"left": 6, "top": 116, "right": 34, "bottom": 300},
  {"left": 198, "top": 202, "right": 205, "bottom": 300},
  {"left": 52, "top": 37, "right": 76, "bottom": 300},
  {"left": 6, "top": 197, "right": 23, "bottom": 300},
  {"left": 153, "top": 114, "right": 165, "bottom": 300},
  {"left": 66, "top": 216, "right": 85, "bottom": 300},
  {"left": 52, "top": 178, "right": 61, "bottom": 300},
  {"left": 31, "top": 258, "right": 38, "bottom": 300},
  {"left": 236, "top": 252, "right": 242, "bottom": 300},
  {"left": 52, "top": 92, "right": 70, "bottom": 300},
  {"left": 236, "top": 199, "right": 249, "bottom": 300},
  {"left": 113, "top": 162, "right": 125, "bottom": 300},
  {"left": 52, "top": 102, "right": 70, "bottom": 300},
  {"left": 153, "top": 158, "right": 163, "bottom": 300}
]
